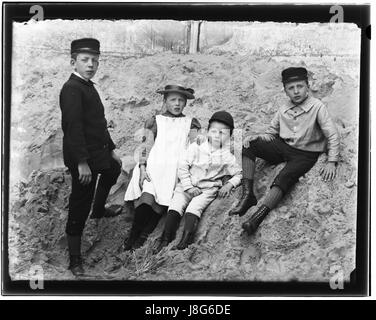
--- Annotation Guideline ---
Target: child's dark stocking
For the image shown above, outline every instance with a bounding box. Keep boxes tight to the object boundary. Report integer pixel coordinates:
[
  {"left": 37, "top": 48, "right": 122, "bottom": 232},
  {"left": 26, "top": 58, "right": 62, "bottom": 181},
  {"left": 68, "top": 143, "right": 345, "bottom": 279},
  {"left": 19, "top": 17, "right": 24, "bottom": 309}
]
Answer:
[
  {"left": 175, "top": 212, "right": 199, "bottom": 250},
  {"left": 124, "top": 204, "right": 151, "bottom": 251},
  {"left": 67, "top": 235, "right": 84, "bottom": 276},
  {"left": 133, "top": 208, "right": 162, "bottom": 249},
  {"left": 154, "top": 210, "right": 181, "bottom": 253}
]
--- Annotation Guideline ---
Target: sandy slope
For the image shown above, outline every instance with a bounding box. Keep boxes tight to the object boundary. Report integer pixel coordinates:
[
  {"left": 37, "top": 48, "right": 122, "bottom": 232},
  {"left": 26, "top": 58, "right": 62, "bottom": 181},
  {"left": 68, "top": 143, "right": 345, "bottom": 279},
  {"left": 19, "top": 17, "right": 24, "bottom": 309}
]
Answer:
[{"left": 9, "top": 47, "right": 359, "bottom": 282}]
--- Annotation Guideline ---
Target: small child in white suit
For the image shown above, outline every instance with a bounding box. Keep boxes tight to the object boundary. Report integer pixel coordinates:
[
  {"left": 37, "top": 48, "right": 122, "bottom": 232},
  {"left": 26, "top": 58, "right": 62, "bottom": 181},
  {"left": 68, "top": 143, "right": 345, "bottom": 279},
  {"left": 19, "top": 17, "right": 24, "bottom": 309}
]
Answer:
[{"left": 154, "top": 111, "right": 242, "bottom": 252}]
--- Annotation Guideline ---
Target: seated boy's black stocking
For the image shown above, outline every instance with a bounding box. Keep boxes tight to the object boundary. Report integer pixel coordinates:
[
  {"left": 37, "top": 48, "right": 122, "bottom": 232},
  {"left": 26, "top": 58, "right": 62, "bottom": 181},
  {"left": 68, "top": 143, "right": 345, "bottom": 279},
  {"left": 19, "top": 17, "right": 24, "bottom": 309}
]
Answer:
[
  {"left": 154, "top": 210, "right": 181, "bottom": 253},
  {"left": 175, "top": 212, "right": 199, "bottom": 250}
]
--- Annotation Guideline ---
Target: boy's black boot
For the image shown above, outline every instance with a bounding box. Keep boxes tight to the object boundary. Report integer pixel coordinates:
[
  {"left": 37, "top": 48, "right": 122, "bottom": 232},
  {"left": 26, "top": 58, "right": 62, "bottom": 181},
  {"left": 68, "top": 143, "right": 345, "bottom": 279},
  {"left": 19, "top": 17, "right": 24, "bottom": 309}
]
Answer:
[
  {"left": 68, "top": 255, "right": 84, "bottom": 276},
  {"left": 154, "top": 210, "right": 181, "bottom": 253},
  {"left": 229, "top": 178, "right": 257, "bottom": 216},
  {"left": 175, "top": 213, "right": 199, "bottom": 250},
  {"left": 67, "top": 235, "right": 84, "bottom": 276},
  {"left": 242, "top": 205, "right": 270, "bottom": 236}
]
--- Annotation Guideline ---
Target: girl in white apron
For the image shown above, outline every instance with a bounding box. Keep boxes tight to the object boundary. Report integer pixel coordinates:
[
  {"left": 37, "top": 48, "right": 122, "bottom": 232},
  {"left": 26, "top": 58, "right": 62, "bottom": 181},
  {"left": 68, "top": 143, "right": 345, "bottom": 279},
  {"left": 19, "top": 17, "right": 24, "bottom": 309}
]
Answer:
[{"left": 123, "top": 85, "right": 201, "bottom": 250}]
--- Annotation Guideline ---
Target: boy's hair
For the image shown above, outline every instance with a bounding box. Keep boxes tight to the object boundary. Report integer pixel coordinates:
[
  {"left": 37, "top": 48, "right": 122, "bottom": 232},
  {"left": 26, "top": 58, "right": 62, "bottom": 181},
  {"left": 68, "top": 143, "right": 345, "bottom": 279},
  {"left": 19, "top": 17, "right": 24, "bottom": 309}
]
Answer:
[
  {"left": 71, "top": 52, "right": 78, "bottom": 60},
  {"left": 207, "top": 121, "right": 233, "bottom": 136}
]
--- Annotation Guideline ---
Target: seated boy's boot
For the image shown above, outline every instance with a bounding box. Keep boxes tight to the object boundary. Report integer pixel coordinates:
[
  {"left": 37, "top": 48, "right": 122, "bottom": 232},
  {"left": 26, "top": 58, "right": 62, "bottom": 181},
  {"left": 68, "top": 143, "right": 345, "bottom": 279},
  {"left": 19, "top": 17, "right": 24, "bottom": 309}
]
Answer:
[
  {"left": 68, "top": 255, "right": 84, "bottom": 276},
  {"left": 242, "top": 205, "right": 270, "bottom": 236},
  {"left": 174, "top": 213, "right": 199, "bottom": 250},
  {"left": 229, "top": 179, "right": 257, "bottom": 217},
  {"left": 154, "top": 211, "right": 181, "bottom": 254}
]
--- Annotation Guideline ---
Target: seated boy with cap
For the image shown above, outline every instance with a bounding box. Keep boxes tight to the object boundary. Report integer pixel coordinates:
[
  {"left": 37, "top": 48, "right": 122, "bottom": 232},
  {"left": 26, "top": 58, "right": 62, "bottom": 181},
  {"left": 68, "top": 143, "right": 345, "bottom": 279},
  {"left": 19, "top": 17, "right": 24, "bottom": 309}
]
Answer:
[
  {"left": 229, "top": 67, "right": 340, "bottom": 235},
  {"left": 154, "top": 111, "right": 242, "bottom": 252},
  {"left": 59, "top": 38, "right": 122, "bottom": 276}
]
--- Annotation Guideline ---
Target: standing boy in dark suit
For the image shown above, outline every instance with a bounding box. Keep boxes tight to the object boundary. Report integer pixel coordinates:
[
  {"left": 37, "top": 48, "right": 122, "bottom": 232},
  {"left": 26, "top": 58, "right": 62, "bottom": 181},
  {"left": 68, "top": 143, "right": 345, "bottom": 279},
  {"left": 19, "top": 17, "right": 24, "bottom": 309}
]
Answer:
[{"left": 60, "top": 38, "right": 121, "bottom": 276}]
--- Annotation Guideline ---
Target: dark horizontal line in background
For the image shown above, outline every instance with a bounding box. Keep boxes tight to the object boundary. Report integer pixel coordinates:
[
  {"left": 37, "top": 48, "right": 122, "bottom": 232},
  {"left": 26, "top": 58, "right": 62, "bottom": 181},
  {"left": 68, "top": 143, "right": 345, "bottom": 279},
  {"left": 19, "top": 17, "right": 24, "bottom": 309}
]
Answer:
[{"left": 3, "top": 3, "right": 370, "bottom": 27}]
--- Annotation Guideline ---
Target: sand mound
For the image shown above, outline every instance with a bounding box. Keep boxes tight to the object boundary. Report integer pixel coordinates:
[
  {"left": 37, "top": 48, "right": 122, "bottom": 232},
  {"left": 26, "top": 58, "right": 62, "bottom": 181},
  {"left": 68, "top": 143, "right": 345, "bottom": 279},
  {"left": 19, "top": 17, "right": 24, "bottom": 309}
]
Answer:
[{"left": 9, "top": 21, "right": 360, "bottom": 281}]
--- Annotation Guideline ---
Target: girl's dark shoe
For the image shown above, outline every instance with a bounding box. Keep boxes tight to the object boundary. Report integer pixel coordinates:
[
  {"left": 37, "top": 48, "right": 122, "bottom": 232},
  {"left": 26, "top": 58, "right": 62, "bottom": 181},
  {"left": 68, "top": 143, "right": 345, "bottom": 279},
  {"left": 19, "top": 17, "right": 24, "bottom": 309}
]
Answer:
[
  {"left": 229, "top": 179, "right": 257, "bottom": 216},
  {"left": 242, "top": 205, "right": 270, "bottom": 235}
]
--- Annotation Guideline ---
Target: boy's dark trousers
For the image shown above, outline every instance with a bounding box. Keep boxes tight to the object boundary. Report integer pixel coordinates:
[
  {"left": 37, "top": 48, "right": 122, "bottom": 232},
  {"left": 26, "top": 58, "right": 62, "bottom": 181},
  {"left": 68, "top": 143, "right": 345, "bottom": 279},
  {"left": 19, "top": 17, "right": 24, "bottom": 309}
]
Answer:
[
  {"left": 243, "top": 137, "right": 321, "bottom": 194},
  {"left": 66, "top": 157, "right": 121, "bottom": 237}
]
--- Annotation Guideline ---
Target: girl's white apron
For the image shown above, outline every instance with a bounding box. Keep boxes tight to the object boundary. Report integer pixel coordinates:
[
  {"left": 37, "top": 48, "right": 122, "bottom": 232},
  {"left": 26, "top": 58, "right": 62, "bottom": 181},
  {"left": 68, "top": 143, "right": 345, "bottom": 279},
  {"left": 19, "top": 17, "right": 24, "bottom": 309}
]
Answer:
[{"left": 124, "top": 115, "right": 192, "bottom": 207}]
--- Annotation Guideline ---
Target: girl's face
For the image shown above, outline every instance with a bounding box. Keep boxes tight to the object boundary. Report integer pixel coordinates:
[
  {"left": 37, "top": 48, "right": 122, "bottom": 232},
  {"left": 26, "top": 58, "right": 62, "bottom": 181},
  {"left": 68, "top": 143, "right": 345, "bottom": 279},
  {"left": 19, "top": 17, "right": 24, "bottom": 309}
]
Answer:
[
  {"left": 164, "top": 93, "right": 187, "bottom": 116},
  {"left": 71, "top": 52, "right": 99, "bottom": 80},
  {"left": 207, "top": 121, "right": 231, "bottom": 148},
  {"left": 284, "top": 80, "right": 309, "bottom": 105}
]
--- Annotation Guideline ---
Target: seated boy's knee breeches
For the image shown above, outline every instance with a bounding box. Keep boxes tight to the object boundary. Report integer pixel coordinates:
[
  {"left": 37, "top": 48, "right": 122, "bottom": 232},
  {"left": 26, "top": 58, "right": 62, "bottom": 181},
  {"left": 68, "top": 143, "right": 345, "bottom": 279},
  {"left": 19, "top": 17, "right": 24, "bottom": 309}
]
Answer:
[
  {"left": 272, "top": 157, "right": 318, "bottom": 194},
  {"left": 169, "top": 188, "right": 217, "bottom": 218},
  {"left": 242, "top": 144, "right": 257, "bottom": 161},
  {"left": 185, "top": 190, "right": 217, "bottom": 218}
]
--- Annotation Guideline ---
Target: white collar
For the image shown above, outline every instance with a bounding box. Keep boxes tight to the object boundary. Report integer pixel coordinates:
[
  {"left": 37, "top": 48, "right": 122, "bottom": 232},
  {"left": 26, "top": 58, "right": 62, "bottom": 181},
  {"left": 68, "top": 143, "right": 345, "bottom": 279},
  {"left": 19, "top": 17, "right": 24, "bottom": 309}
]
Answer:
[{"left": 73, "top": 71, "right": 90, "bottom": 82}]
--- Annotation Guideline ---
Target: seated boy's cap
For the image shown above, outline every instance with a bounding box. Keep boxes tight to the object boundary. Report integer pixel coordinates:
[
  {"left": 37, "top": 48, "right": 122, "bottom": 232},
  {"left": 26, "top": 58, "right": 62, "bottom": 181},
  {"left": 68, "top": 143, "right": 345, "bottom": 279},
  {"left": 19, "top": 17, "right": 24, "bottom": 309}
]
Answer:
[
  {"left": 209, "top": 111, "right": 234, "bottom": 130},
  {"left": 71, "top": 38, "right": 100, "bottom": 55},
  {"left": 156, "top": 85, "right": 195, "bottom": 99},
  {"left": 281, "top": 67, "right": 308, "bottom": 84}
]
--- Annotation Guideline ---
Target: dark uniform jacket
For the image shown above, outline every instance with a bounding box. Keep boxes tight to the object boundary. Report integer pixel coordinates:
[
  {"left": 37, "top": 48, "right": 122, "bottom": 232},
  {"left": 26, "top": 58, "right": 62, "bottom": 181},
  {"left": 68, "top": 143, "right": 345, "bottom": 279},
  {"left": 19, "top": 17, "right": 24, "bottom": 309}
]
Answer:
[{"left": 59, "top": 73, "right": 115, "bottom": 171}]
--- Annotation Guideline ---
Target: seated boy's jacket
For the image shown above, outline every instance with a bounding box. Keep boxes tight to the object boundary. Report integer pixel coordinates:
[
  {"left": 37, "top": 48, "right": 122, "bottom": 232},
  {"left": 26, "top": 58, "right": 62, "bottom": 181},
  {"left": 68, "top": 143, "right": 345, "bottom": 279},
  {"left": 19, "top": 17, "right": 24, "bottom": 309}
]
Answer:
[
  {"left": 265, "top": 95, "right": 340, "bottom": 162},
  {"left": 60, "top": 73, "right": 116, "bottom": 171},
  {"left": 178, "top": 141, "right": 242, "bottom": 191}
]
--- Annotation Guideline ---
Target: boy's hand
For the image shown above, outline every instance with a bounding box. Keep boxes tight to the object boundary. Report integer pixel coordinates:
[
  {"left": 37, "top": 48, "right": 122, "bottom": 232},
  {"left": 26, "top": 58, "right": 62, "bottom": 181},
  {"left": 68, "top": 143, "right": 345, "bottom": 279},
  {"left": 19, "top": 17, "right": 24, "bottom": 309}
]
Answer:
[
  {"left": 139, "top": 165, "right": 151, "bottom": 189},
  {"left": 243, "top": 134, "right": 275, "bottom": 148},
  {"left": 187, "top": 187, "right": 202, "bottom": 197},
  {"left": 111, "top": 150, "right": 122, "bottom": 167},
  {"left": 196, "top": 133, "right": 207, "bottom": 145},
  {"left": 218, "top": 183, "right": 233, "bottom": 198},
  {"left": 78, "top": 161, "right": 92, "bottom": 185},
  {"left": 320, "top": 162, "right": 337, "bottom": 181},
  {"left": 259, "top": 134, "right": 275, "bottom": 142}
]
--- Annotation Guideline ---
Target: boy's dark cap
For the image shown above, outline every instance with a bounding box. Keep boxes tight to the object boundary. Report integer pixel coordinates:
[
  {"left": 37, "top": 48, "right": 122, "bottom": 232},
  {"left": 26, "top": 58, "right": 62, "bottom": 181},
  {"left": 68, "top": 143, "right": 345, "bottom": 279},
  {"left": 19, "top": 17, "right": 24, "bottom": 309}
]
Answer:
[
  {"left": 209, "top": 111, "right": 234, "bottom": 130},
  {"left": 157, "top": 85, "right": 195, "bottom": 99},
  {"left": 282, "top": 67, "right": 308, "bottom": 84},
  {"left": 71, "top": 38, "right": 100, "bottom": 55}
]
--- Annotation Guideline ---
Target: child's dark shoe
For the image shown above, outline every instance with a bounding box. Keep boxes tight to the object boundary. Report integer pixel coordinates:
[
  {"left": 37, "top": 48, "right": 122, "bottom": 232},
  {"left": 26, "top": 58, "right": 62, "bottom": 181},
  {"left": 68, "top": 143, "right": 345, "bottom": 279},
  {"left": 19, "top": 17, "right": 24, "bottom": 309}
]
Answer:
[
  {"left": 229, "top": 179, "right": 257, "bottom": 216},
  {"left": 68, "top": 255, "right": 84, "bottom": 276},
  {"left": 242, "top": 205, "right": 270, "bottom": 235},
  {"left": 174, "top": 231, "right": 195, "bottom": 250}
]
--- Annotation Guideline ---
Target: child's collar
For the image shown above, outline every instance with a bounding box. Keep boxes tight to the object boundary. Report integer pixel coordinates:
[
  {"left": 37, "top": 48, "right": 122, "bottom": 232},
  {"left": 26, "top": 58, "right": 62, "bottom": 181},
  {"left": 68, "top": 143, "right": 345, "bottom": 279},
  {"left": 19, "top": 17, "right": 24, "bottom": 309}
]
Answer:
[
  {"left": 71, "top": 72, "right": 95, "bottom": 86},
  {"left": 162, "top": 110, "right": 185, "bottom": 118},
  {"left": 284, "top": 95, "right": 314, "bottom": 113}
]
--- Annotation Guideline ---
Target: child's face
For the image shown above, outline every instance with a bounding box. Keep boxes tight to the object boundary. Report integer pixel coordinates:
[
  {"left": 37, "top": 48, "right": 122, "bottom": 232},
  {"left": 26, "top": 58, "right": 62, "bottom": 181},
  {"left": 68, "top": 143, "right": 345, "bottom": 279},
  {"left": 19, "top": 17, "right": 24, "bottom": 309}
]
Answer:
[
  {"left": 71, "top": 52, "right": 99, "bottom": 80},
  {"left": 207, "top": 121, "right": 231, "bottom": 148},
  {"left": 284, "top": 80, "right": 309, "bottom": 105},
  {"left": 164, "top": 93, "right": 187, "bottom": 116}
]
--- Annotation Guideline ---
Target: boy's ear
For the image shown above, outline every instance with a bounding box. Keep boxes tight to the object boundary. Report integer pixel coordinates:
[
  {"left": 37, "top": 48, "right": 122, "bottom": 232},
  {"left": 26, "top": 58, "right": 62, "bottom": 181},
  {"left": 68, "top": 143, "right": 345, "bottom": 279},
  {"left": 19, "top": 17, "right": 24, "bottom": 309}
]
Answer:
[{"left": 70, "top": 58, "right": 76, "bottom": 67}]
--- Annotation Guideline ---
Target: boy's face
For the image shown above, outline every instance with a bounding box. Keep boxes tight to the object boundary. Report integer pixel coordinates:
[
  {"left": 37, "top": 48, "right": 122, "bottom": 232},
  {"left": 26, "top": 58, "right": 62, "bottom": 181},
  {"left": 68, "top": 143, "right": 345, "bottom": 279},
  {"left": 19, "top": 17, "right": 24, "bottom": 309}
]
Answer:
[
  {"left": 284, "top": 80, "right": 309, "bottom": 105},
  {"left": 207, "top": 121, "right": 231, "bottom": 148},
  {"left": 164, "top": 92, "right": 187, "bottom": 116},
  {"left": 71, "top": 52, "right": 99, "bottom": 81}
]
